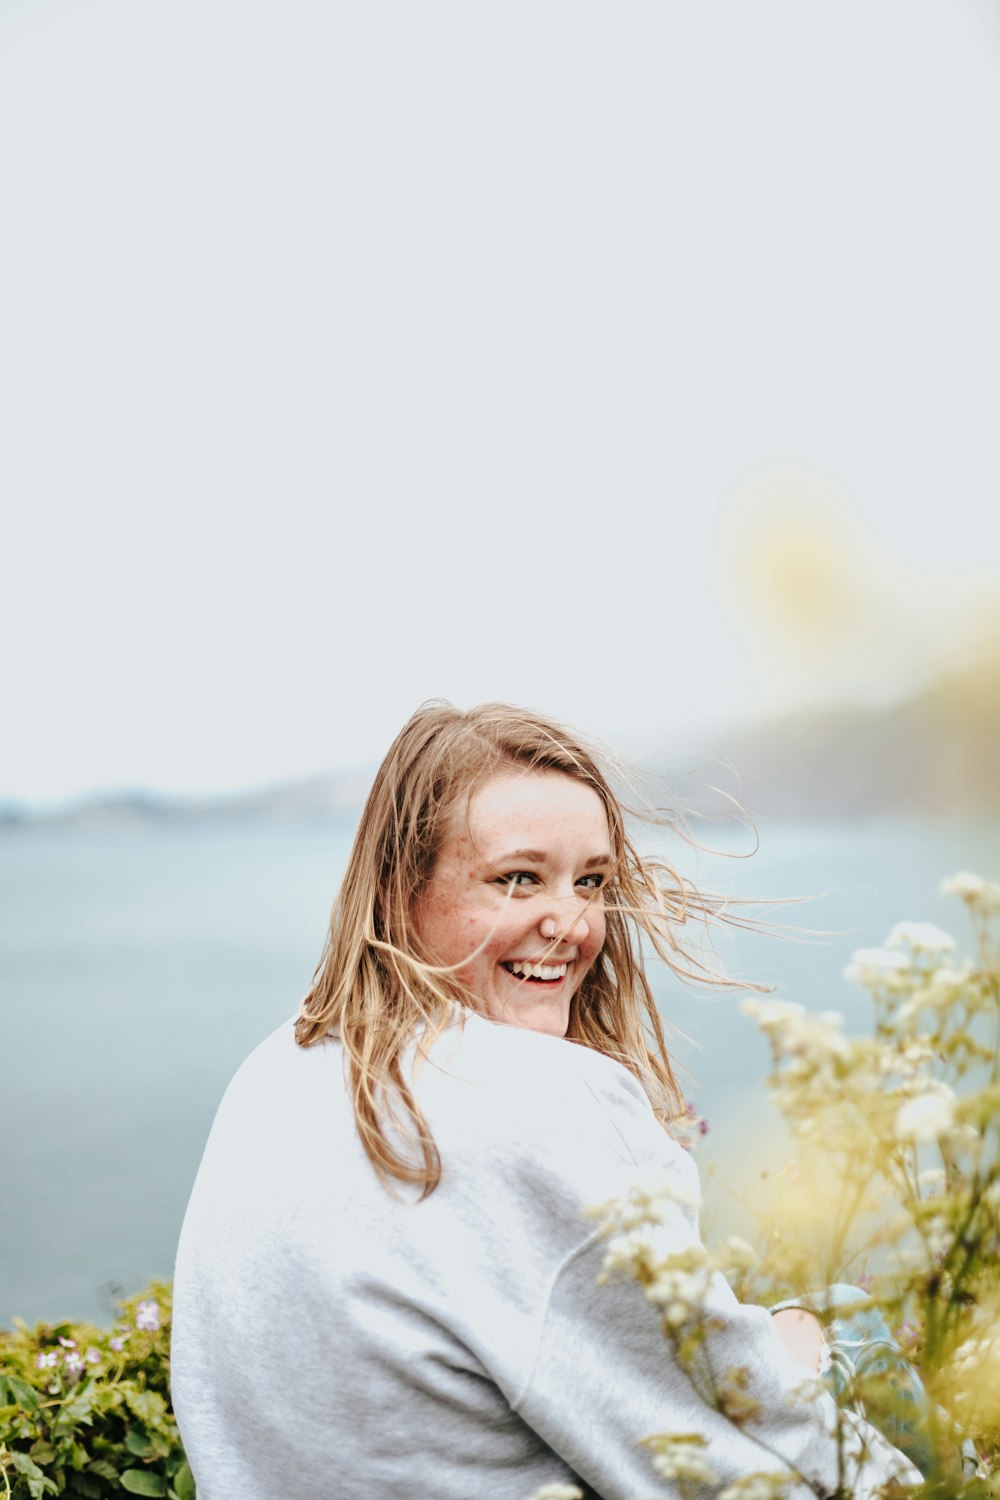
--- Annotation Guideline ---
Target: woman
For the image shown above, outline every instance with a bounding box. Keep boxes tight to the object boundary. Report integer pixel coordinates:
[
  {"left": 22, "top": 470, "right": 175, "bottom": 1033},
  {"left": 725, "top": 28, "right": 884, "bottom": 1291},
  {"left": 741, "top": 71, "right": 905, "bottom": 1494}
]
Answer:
[{"left": 171, "top": 702, "right": 918, "bottom": 1499}]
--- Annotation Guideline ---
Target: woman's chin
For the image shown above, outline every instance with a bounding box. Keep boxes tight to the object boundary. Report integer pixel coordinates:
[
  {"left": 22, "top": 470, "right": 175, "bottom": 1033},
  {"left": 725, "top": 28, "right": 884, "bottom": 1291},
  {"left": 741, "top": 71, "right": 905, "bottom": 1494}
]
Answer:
[{"left": 484, "top": 992, "right": 570, "bottom": 1038}]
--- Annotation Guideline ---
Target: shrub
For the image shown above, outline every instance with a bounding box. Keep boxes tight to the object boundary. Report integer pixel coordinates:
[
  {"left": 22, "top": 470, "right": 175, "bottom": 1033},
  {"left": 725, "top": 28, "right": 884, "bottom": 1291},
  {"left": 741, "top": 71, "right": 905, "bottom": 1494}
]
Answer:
[{"left": 0, "top": 1282, "right": 192, "bottom": 1499}]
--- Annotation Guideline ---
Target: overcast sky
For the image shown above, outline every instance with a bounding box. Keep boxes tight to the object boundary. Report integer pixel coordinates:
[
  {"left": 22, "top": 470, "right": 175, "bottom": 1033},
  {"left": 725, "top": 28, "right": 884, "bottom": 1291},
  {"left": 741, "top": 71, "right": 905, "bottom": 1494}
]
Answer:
[{"left": 3, "top": 0, "right": 999, "bottom": 804}]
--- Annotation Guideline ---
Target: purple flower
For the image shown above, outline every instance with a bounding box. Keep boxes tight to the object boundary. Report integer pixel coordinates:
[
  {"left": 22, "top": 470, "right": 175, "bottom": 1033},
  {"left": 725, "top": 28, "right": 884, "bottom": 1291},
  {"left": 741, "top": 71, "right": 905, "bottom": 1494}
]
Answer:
[
  {"left": 109, "top": 1336, "right": 126, "bottom": 1352},
  {"left": 86, "top": 1346, "right": 101, "bottom": 1364},
  {"left": 135, "top": 1299, "right": 160, "bottom": 1332},
  {"left": 36, "top": 1350, "right": 59, "bottom": 1369},
  {"left": 58, "top": 1336, "right": 77, "bottom": 1349}
]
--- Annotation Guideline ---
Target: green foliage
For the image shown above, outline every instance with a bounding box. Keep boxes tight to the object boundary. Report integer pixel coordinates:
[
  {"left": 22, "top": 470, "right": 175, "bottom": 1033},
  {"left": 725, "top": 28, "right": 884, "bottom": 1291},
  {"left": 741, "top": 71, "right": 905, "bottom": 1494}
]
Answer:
[{"left": 0, "top": 1283, "right": 194, "bottom": 1500}]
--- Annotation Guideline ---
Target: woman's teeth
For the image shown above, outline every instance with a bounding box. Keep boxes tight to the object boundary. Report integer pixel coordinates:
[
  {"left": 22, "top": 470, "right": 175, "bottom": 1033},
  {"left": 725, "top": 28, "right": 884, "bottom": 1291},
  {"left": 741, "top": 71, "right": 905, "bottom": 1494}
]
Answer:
[{"left": 503, "top": 961, "right": 567, "bottom": 982}]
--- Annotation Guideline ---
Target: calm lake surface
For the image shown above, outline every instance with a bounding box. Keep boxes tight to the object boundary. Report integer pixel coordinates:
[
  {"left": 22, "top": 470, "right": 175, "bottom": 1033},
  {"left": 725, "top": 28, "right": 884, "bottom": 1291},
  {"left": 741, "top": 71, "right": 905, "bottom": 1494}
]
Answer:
[{"left": 3, "top": 815, "right": 999, "bottom": 1327}]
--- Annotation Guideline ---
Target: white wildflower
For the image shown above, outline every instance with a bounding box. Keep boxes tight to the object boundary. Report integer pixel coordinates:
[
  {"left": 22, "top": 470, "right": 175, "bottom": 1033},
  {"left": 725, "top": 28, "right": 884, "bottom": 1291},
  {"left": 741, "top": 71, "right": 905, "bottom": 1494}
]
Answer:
[
  {"left": 897, "top": 965, "right": 972, "bottom": 1020},
  {"left": 600, "top": 1229, "right": 657, "bottom": 1281},
  {"left": 886, "top": 921, "right": 956, "bottom": 955},
  {"left": 718, "top": 1473, "right": 796, "bottom": 1500},
  {"left": 619, "top": 1175, "right": 699, "bottom": 1227},
  {"left": 918, "top": 1167, "right": 946, "bottom": 1196},
  {"left": 741, "top": 998, "right": 805, "bottom": 1030},
  {"left": 928, "top": 963, "right": 973, "bottom": 990},
  {"left": 589, "top": 1169, "right": 698, "bottom": 1238},
  {"left": 744, "top": 999, "right": 850, "bottom": 1064},
  {"left": 843, "top": 947, "right": 909, "bottom": 984},
  {"left": 642, "top": 1433, "right": 718, "bottom": 1486},
  {"left": 881, "top": 1037, "right": 935, "bottom": 1077},
  {"left": 651, "top": 1447, "right": 717, "bottom": 1482},
  {"left": 646, "top": 1266, "right": 705, "bottom": 1322},
  {"left": 643, "top": 1244, "right": 713, "bottom": 1324},
  {"left": 924, "top": 1214, "right": 952, "bottom": 1259},
  {"left": 793, "top": 1010, "right": 850, "bottom": 1060},
  {"left": 716, "top": 1235, "right": 757, "bottom": 1273},
  {"left": 941, "top": 871, "right": 1000, "bottom": 914},
  {"left": 894, "top": 1087, "right": 956, "bottom": 1143}
]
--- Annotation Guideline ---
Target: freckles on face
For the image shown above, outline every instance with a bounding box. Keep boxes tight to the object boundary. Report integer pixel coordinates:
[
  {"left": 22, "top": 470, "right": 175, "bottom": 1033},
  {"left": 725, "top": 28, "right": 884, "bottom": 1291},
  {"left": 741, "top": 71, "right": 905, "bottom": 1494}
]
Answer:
[{"left": 412, "top": 770, "right": 612, "bottom": 1037}]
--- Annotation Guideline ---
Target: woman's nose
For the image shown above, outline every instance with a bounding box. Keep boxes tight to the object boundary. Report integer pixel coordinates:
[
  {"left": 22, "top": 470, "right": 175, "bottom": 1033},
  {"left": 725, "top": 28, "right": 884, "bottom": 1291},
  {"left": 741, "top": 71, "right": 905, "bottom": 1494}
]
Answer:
[{"left": 540, "top": 910, "right": 590, "bottom": 947}]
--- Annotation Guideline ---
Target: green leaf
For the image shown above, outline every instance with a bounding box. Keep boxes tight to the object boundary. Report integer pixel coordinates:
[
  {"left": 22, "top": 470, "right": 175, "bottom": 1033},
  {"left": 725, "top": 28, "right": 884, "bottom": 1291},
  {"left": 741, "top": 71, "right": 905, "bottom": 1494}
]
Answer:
[
  {"left": 9, "top": 1452, "right": 46, "bottom": 1478},
  {"left": 123, "top": 1389, "right": 168, "bottom": 1427},
  {"left": 87, "top": 1458, "right": 119, "bottom": 1481},
  {"left": 126, "top": 1427, "right": 154, "bottom": 1457},
  {"left": 28, "top": 1476, "right": 59, "bottom": 1500},
  {"left": 8, "top": 1451, "right": 59, "bottom": 1496},
  {"left": 121, "top": 1470, "right": 168, "bottom": 1496},
  {"left": 172, "top": 1459, "right": 196, "bottom": 1500},
  {"left": 6, "top": 1374, "right": 40, "bottom": 1411},
  {"left": 55, "top": 1389, "right": 97, "bottom": 1429}
]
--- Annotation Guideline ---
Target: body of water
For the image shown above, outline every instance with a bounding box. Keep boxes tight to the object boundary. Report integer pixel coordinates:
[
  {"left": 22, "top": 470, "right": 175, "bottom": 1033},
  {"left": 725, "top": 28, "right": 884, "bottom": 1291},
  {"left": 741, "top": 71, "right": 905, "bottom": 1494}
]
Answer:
[{"left": 3, "top": 815, "right": 998, "bottom": 1327}]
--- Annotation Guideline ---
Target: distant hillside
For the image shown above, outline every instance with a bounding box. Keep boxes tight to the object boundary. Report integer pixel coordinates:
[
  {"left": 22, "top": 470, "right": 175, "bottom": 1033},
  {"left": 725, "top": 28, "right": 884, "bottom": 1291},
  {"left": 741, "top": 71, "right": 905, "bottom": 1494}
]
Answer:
[
  {"left": 688, "top": 655, "right": 1000, "bottom": 820},
  {"left": 1, "top": 771, "right": 373, "bottom": 831},
  {"left": 5, "top": 657, "right": 998, "bottom": 831}
]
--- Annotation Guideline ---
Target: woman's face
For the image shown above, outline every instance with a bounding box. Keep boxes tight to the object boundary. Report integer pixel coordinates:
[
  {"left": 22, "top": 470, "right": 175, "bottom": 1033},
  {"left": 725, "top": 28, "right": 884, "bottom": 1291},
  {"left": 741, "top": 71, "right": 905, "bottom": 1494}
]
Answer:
[{"left": 413, "top": 769, "right": 612, "bottom": 1037}]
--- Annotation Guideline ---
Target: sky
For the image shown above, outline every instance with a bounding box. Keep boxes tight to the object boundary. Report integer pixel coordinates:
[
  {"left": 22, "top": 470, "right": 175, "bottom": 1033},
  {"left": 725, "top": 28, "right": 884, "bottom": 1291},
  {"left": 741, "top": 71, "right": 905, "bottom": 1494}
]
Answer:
[{"left": 2, "top": 0, "right": 999, "bottom": 804}]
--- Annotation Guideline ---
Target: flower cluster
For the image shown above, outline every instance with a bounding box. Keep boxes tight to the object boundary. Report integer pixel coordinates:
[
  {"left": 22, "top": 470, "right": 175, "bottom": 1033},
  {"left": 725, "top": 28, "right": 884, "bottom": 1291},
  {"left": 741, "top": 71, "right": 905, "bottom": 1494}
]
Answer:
[
  {"left": 591, "top": 873, "right": 1000, "bottom": 1499},
  {"left": 717, "top": 1474, "right": 796, "bottom": 1500},
  {"left": 742, "top": 873, "right": 1000, "bottom": 1486},
  {"left": 33, "top": 1335, "right": 101, "bottom": 1387},
  {"left": 642, "top": 1431, "right": 718, "bottom": 1486},
  {"left": 589, "top": 1172, "right": 757, "bottom": 1339},
  {"left": 940, "top": 871, "right": 1000, "bottom": 917}
]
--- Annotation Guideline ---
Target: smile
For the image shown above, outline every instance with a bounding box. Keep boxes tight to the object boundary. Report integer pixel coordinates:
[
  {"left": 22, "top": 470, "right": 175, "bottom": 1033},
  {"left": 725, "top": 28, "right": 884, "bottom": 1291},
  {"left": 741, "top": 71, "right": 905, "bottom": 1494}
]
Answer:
[{"left": 501, "top": 961, "right": 568, "bottom": 983}]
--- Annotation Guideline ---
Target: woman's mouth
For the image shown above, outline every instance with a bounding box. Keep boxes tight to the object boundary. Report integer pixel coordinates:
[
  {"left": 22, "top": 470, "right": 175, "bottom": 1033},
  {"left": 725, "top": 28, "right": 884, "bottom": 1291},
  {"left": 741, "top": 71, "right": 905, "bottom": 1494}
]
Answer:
[{"left": 501, "top": 960, "right": 568, "bottom": 984}]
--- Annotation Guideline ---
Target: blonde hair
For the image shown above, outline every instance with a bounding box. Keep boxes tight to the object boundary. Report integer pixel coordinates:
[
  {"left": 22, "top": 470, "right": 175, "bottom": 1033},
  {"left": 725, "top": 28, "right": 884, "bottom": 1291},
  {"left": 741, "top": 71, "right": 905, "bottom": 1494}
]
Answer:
[{"left": 296, "top": 701, "right": 751, "bottom": 1197}]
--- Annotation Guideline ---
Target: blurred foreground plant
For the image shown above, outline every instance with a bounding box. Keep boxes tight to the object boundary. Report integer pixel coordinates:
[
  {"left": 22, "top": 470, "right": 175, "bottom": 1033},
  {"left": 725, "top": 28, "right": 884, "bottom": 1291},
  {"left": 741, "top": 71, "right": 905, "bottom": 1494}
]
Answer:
[
  {"left": 574, "top": 872, "right": 1000, "bottom": 1500},
  {"left": 0, "top": 1282, "right": 192, "bottom": 1499}
]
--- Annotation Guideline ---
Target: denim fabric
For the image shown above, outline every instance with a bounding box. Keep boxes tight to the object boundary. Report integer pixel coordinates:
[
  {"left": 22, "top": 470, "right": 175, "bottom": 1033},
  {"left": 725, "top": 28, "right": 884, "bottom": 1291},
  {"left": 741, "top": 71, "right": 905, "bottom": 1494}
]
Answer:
[{"left": 770, "top": 1283, "right": 976, "bottom": 1479}]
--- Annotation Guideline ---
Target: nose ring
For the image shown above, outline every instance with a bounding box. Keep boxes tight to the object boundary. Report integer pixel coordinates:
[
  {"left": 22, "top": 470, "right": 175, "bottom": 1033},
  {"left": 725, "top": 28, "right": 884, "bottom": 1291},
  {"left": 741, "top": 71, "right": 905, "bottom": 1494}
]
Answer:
[{"left": 541, "top": 918, "right": 557, "bottom": 940}]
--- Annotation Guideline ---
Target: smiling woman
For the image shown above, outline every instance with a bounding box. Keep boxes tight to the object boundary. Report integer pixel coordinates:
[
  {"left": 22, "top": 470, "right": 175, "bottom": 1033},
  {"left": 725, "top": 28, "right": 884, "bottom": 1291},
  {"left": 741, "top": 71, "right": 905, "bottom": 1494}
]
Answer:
[
  {"left": 413, "top": 771, "right": 611, "bottom": 1037},
  {"left": 170, "top": 702, "right": 919, "bottom": 1500}
]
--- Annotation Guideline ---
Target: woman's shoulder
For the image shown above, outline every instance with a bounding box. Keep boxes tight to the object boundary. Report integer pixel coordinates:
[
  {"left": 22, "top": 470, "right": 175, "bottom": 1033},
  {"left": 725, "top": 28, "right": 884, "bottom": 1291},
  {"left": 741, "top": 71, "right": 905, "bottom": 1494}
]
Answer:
[
  {"left": 203, "top": 1015, "right": 350, "bottom": 1149},
  {"left": 422, "top": 1011, "right": 690, "bottom": 1180},
  {"left": 222, "top": 1015, "right": 338, "bottom": 1088},
  {"left": 430, "top": 1009, "right": 645, "bottom": 1101}
]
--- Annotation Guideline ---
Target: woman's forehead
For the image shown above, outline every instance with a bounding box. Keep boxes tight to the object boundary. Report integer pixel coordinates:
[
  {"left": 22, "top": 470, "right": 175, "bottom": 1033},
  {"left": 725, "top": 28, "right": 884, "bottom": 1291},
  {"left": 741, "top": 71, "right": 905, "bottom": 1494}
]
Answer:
[{"left": 450, "top": 769, "right": 611, "bottom": 851}]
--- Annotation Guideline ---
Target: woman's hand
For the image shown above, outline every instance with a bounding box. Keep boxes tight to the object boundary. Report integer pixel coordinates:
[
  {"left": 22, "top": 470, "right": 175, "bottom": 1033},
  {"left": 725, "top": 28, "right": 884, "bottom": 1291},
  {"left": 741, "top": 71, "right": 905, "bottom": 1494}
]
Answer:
[{"left": 771, "top": 1308, "right": 826, "bottom": 1373}]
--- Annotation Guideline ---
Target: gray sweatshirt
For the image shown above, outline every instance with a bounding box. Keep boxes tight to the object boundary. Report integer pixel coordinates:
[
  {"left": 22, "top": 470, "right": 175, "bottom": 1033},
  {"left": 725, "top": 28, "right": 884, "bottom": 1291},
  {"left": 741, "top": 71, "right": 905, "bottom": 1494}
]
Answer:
[{"left": 171, "top": 1011, "right": 918, "bottom": 1499}]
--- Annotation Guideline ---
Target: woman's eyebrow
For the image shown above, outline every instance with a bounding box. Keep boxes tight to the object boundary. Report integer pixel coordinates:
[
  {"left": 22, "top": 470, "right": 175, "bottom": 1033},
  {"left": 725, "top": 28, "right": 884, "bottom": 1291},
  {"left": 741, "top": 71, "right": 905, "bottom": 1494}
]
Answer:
[{"left": 493, "top": 849, "right": 613, "bottom": 867}]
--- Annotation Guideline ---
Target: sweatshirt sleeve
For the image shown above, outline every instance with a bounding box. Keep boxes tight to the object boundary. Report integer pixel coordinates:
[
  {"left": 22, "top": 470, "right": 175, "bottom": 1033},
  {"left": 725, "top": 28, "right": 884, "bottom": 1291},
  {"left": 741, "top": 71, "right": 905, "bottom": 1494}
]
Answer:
[{"left": 509, "top": 1060, "right": 921, "bottom": 1500}]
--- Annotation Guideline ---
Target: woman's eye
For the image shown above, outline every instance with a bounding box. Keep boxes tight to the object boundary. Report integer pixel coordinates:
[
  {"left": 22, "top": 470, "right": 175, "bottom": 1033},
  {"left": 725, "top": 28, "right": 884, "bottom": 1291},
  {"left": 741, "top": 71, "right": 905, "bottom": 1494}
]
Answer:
[
  {"left": 577, "top": 873, "right": 605, "bottom": 890},
  {"left": 498, "top": 871, "right": 537, "bottom": 888}
]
